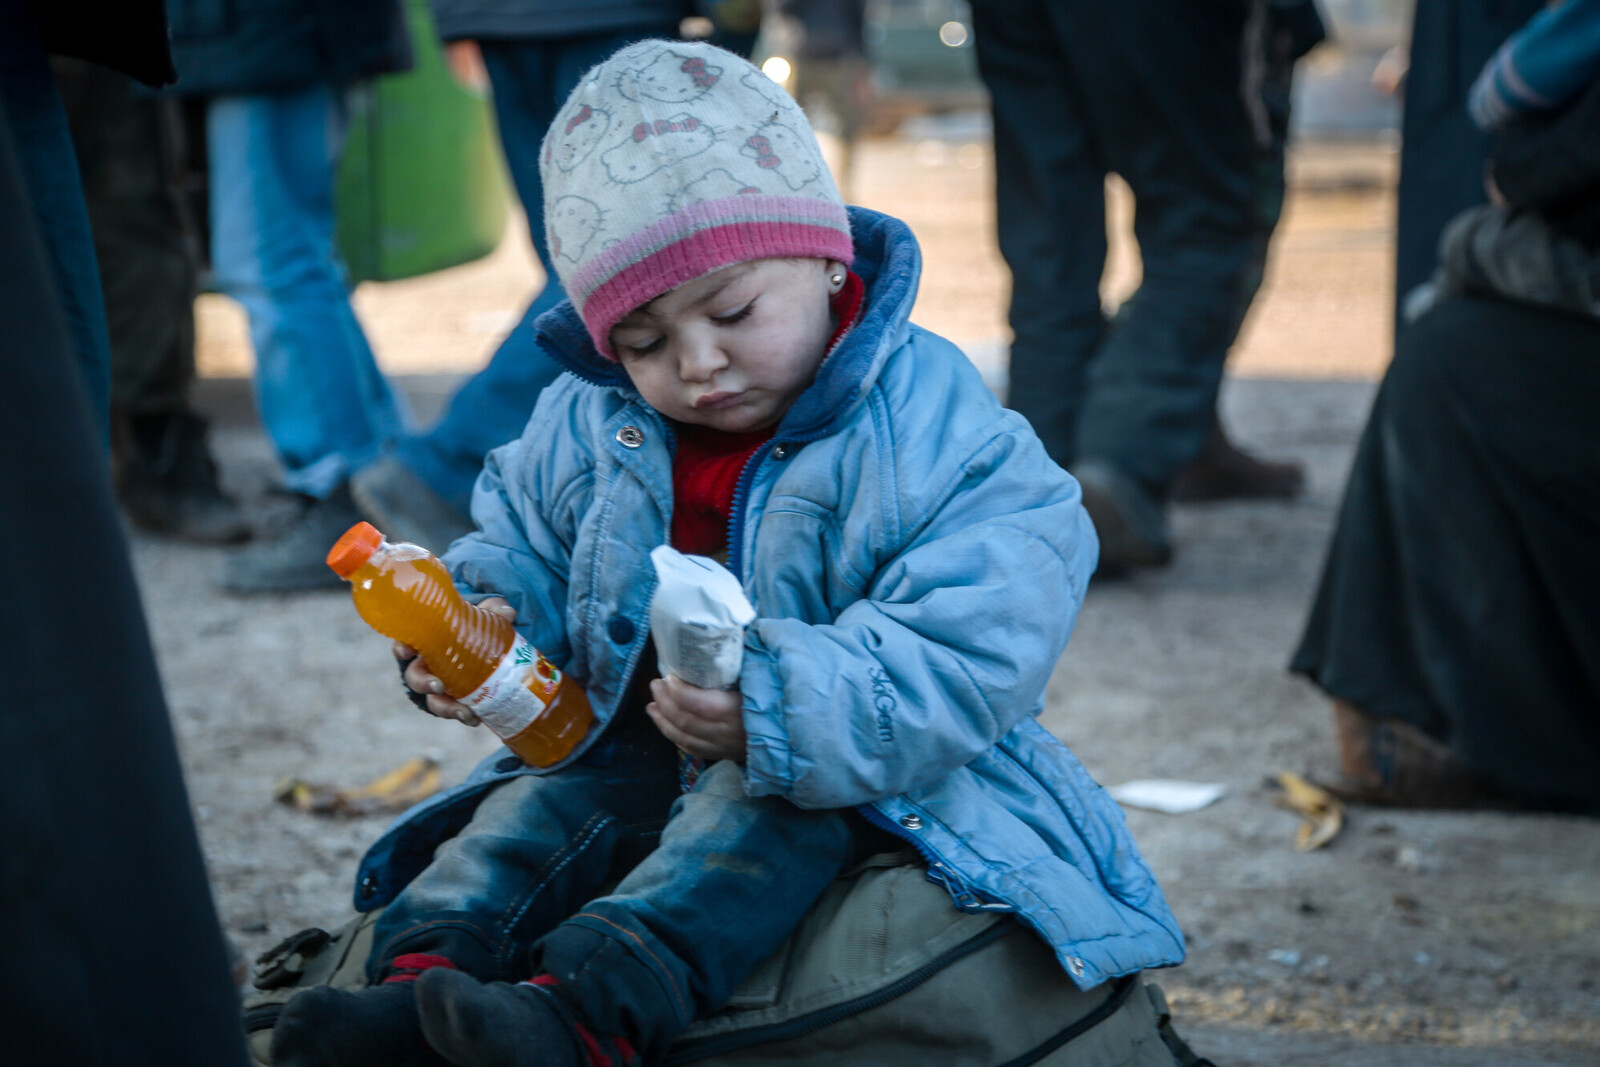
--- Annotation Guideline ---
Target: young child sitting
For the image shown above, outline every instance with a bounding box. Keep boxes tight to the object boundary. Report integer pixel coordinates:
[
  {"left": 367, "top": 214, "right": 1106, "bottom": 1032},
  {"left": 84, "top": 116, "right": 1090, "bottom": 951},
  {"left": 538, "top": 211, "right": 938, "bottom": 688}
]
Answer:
[{"left": 271, "top": 39, "right": 1185, "bottom": 1067}]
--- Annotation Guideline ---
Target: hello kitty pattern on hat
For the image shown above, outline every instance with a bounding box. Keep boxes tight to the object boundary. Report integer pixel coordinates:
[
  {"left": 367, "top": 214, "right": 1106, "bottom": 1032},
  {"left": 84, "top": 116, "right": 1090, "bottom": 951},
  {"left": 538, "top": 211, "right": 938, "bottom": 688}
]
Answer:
[{"left": 540, "top": 39, "right": 853, "bottom": 359}]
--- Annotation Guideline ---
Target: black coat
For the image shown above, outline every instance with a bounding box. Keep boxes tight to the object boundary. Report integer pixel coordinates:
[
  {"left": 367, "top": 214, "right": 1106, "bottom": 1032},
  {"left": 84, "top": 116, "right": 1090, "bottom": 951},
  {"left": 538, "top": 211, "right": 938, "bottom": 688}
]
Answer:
[
  {"left": 32, "top": 0, "right": 175, "bottom": 86},
  {"left": 166, "top": 0, "right": 412, "bottom": 97}
]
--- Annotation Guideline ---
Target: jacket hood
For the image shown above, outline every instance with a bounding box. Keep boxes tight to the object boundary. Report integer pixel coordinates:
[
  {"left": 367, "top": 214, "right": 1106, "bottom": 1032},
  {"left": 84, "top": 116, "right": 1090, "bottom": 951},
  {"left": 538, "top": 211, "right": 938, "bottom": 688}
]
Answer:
[{"left": 532, "top": 206, "right": 921, "bottom": 441}]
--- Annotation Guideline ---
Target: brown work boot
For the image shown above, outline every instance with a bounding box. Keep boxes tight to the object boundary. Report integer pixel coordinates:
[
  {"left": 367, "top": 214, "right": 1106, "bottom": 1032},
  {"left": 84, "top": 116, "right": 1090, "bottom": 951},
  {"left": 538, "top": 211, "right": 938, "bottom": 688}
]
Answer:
[
  {"left": 1170, "top": 423, "right": 1305, "bottom": 503},
  {"left": 1325, "top": 700, "right": 1513, "bottom": 809}
]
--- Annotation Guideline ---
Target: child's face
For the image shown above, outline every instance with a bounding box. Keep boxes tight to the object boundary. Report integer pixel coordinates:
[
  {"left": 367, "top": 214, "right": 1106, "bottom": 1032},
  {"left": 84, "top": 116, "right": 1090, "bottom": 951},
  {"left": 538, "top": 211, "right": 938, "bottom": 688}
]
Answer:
[{"left": 610, "top": 258, "right": 842, "bottom": 433}]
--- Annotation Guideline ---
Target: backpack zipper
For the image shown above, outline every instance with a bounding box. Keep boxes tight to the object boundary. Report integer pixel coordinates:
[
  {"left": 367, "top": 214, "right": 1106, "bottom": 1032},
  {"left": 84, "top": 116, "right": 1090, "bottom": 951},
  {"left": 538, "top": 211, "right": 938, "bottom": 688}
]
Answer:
[{"left": 659, "top": 919, "right": 1012, "bottom": 1064}]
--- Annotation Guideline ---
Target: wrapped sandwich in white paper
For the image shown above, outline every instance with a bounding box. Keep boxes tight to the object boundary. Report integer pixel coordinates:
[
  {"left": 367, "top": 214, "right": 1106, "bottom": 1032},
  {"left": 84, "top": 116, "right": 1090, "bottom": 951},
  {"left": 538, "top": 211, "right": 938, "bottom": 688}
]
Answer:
[{"left": 648, "top": 546, "right": 756, "bottom": 689}]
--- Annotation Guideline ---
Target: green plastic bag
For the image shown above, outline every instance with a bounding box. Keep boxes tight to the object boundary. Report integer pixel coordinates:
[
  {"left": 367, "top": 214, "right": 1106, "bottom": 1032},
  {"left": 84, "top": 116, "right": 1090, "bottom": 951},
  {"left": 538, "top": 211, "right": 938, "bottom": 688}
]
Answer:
[{"left": 335, "top": 0, "right": 511, "bottom": 284}]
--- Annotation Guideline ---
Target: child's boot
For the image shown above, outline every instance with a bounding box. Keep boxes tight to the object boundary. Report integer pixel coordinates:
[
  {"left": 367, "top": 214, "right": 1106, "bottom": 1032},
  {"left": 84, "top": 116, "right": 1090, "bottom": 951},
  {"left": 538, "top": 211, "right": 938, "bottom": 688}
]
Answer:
[
  {"left": 415, "top": 968, "right": 640, "bottom": 1067},
  {"left": 271, "top": 955, "right": 455, "bottom": 1067}
]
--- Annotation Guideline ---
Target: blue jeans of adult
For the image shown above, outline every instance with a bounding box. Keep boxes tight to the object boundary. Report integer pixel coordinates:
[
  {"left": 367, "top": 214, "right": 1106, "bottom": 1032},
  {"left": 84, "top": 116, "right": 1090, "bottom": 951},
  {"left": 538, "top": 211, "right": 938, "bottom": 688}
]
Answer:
[
  {"left": 395, "top": 26, "right": 677, "bottom": 517},
  {"left": 369, "top": 720, "right": 863, "bottom": 1058},
  {"left": 970, "top": 0, "right": 1258, "bottom": 493},
  {"left": 208, "top": 83, "right": 410, "bottom": 500}
]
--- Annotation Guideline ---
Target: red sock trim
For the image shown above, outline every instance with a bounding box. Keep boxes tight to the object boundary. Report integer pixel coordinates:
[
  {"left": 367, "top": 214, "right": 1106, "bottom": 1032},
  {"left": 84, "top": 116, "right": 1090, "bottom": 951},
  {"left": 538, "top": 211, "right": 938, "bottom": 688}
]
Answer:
[
  {"left": 381, "top": 953, "right": 458, "bottom": 983},
  {"left": 573, "top": 1023, "right": 612, "bottom": 1067},
  {"left": 519, "top": 973, "right": 636, "bottom": 1066}
]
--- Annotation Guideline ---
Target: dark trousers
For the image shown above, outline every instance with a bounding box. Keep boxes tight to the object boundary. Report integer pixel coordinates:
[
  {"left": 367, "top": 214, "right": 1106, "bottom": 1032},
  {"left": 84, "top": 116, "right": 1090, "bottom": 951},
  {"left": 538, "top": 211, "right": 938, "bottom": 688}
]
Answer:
[
  {"left": 370, "top": 720, "right": 880, "bottom": 1058},
  {"left": 1292, "top": 294, "right": 1600, "bottom": 812},
  {"left": 970, "top": 0, "right": 1258, "bottom": 491},
  {"left": 54, "top": 59, "right": 201, "bottom": 418},
  {"left": 397, "top": 26, "right": 678, "bottom": 515}
]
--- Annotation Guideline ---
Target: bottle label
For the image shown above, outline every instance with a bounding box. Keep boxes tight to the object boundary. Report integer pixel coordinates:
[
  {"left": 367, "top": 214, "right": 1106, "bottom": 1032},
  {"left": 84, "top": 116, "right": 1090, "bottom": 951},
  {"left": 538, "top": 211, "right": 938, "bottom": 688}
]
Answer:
[{"left": 459, "top": 633, "right": 562, "bottom": 739}]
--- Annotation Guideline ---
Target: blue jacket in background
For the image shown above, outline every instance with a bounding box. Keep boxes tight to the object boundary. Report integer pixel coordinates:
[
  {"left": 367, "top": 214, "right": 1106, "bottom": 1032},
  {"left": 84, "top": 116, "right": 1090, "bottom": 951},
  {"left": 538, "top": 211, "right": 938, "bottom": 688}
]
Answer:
[
  {"left": 165, "top": 0, "right": 413, "bottom": 96},
  {"left": 427, "top": 0, "right": 687, "bottom": 43},
  {"left": 352, "top": 207, "right": 1186, "bottom": 990}
]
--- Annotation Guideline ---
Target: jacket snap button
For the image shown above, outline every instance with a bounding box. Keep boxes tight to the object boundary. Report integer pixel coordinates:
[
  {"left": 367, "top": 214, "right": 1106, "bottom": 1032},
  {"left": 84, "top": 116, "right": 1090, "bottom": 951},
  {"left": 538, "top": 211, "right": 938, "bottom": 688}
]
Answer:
[
  {"left": 496, "top": 755, "right": 524, "bottom": 773},
  {"left": 608, "top": 615, "right": 636, "bottom": 644},
  {"left": 772, "top": 443, "right": 788, "bottom": 459},
  {"left": 899, "top": 814, "right": 923, "bottom": 830},
  {"left": 1067, "top": 956, "right": 1085, "bottom": 977},
  {"left": 616, "top": 425, "right": 644, "bottom": 448},
  {"left": 360, "top": 873, "right": 379, "bottom": 899}
]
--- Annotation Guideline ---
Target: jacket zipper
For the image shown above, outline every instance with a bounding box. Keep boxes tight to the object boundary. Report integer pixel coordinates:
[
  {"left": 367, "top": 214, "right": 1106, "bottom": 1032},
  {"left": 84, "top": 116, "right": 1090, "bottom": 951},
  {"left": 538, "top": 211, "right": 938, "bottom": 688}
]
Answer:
[
  {"left": 724, "top": 438, "right": 774, "bottom": 579},
  {"left": 724, "top": 416, "right": 837, "bottom": 578}
]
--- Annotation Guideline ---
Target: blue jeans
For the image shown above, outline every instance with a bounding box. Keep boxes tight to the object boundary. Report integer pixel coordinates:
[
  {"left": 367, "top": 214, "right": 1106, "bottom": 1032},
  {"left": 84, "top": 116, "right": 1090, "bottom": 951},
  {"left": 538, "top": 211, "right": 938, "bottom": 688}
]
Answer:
[
  {"left": 396, "top": 27, "right": 677, "bottom": 516},
  {"left": 370, "top": 721, "right": 867, "bottom": 1058},
  {"left": 970, "top": 0, "right": 1259, "bottom": 491},
  {"left": 208, "top": 84, "right": 410, "bottom": 499}
]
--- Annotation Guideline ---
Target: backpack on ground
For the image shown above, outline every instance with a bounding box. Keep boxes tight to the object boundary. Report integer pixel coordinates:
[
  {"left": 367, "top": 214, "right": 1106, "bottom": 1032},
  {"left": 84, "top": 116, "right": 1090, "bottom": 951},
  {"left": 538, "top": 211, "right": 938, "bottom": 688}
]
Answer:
[{"left": 243, "top": 851, "right": 1211, "bottom": 1066}]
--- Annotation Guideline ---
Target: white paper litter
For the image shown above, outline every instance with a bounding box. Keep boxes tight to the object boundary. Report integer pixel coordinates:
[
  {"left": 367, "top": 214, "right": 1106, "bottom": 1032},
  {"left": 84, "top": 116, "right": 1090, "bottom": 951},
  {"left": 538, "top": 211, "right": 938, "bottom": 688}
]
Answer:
[
  {"left": 648, "top": 547, "right": 755, "bottom": 690},
  {"left": 1107, "top": 779, "right": 1227, "bottom": 814}
]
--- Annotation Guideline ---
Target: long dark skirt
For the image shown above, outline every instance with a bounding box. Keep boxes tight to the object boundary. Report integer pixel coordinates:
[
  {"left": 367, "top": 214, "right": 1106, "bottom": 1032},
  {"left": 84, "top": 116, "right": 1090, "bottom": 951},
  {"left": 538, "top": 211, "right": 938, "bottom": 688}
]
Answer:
[{"left": 1291, "top": 293, "right": 1600, "bottom": 811}]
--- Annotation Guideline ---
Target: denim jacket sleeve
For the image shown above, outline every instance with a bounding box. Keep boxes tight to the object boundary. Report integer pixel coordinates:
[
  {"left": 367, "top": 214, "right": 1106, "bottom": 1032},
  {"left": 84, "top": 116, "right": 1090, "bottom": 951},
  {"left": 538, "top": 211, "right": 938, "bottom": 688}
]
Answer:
[
  {"left": 739, "top": 376, "right": 1098, "bottom": 811},
  {"left": 441, "top": 379, "right": 595, "bottom": 668}
]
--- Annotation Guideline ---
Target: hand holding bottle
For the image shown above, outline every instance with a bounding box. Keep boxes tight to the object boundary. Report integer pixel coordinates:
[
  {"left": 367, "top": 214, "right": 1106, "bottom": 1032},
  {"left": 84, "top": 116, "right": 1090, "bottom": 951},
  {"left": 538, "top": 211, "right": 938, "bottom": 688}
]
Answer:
[
  {"left": 392, "top": 596, "right": 518, "bottom": 727},
  {"left": 328, "top": 522, "right": 595, "bottom": 767}
]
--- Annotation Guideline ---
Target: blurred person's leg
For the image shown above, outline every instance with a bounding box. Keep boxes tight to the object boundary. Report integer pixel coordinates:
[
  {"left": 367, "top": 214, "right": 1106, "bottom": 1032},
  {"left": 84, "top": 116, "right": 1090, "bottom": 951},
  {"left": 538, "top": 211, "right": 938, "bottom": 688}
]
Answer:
[
  {"left": 970, "top": 0, "right": 1110, "bottom": 470},
  {"left": 0, "top": 0, "right": 112, "bottom": 442},
  {"left": 1064, "top": 0, "right": 1257, "bottom": 500},
  {"left": 0, "top": 84, "right": 250, "bottom": 1067},
  {"left": 792, "top": 53, "right": 869, "bottom": 202},
  {"left": 1292, "top": 294, "right": 1600, "bottom": 813},
  {"left": 55, "top": 58, "right": 250, "bottom": 543},
  {"left": 975, "top": 0, "right": 1258, "bottom": 572},
  {"left": 1170, "top": 0, "right": 1319, "bottom": 503},
  {"left": 208, "top": 84, "right": 408, "bottom": 499},
  {"left": 1031, "top": 0, "right": 1257, "bottom": 572},
  {"left": 362, "top": 27, "right": 676, "bottom": 549},
  {"left": 210, "top": 84, "right": 409, "bottom": 590}
]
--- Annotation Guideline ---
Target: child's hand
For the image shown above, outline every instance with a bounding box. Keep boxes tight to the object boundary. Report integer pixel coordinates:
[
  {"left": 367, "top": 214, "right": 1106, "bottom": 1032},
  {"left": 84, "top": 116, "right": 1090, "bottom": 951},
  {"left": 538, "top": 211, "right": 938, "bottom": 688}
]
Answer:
[
  {"left": 646, "top": 675, "right": 748, "bottom": 762},
  {"left": 392, "top": 596, "right": 518, "bottom": 727}
]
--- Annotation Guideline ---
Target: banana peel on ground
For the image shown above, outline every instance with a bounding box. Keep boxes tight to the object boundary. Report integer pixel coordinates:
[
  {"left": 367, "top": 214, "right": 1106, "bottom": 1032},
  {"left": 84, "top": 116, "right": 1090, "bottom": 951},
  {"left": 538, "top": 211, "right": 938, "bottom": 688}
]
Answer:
[
  {"left": 1269, "top": 770, "right": 1345, "bottom": 851},
  {"left": 274, "top": 756, "right": 441, "bottom": 817}
]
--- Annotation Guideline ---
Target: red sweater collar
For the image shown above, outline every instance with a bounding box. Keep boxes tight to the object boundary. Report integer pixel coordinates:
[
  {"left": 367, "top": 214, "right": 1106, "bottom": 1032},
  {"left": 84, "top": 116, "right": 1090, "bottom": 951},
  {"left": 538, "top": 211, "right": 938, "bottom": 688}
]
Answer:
[{"left": 669, "top": 270, "right": 865, "bottom": 556}]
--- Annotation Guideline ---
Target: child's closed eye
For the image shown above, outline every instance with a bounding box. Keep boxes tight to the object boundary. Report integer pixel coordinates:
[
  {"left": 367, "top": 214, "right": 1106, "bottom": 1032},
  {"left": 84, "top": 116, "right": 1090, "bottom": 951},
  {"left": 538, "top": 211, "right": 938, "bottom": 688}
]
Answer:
[
  {"left": 618, "top": 335, "right": 666, "bottom": 359},
  {"left": 712, "top": 299, "right": 756, "bottom": 326}
]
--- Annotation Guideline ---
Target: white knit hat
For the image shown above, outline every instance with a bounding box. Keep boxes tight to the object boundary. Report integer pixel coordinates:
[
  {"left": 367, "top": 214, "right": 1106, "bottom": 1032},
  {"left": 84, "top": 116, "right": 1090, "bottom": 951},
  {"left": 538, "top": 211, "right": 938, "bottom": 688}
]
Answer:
[{"left": 540, "top": 39, "right": 853, "bottom": 358}]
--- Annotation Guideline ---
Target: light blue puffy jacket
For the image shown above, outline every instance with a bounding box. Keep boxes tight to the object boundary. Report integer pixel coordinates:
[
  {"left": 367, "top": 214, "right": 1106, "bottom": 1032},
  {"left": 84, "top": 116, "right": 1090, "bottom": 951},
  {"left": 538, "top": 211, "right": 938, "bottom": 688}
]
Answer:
[{"left": 353, "top": 207, "right": 1185, "bottom": 989}]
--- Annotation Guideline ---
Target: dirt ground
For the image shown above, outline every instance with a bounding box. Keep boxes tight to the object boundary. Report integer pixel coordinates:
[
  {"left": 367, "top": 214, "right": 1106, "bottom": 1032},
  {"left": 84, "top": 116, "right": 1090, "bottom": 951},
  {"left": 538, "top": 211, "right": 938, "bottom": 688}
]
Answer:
[{"left": 136, "top": 131, "right": 1600, "bottom": 1065}]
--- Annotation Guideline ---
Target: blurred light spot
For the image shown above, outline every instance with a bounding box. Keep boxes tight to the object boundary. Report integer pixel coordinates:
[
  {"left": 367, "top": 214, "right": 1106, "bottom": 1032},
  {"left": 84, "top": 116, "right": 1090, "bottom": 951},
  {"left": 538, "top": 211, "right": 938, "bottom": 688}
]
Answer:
[
  {"left": 762, "top": 56, "right": 793, "bottom": 85},
  {"left": 914, "top": 140, "right": 949, "bottom": 168},
  {"left": 939, "top": 21, "right": 970, "bottom": 48},
  {"left": 680, "top": 15, "right": 714, "bottom": 38}
]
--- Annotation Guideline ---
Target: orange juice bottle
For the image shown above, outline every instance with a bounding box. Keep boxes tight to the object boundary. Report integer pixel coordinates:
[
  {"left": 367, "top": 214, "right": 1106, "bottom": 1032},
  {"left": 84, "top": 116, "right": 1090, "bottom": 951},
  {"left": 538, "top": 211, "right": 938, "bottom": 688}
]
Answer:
[{"left": 326, "top": 521, "right": 592, "bottom": 768}]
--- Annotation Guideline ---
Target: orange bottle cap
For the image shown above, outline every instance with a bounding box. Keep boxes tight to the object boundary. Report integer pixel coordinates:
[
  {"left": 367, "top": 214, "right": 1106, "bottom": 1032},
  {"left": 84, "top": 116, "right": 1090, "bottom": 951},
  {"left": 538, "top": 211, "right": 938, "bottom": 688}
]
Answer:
[{"left": 326, "top": 521, "right": 385, "bottom": 577}]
